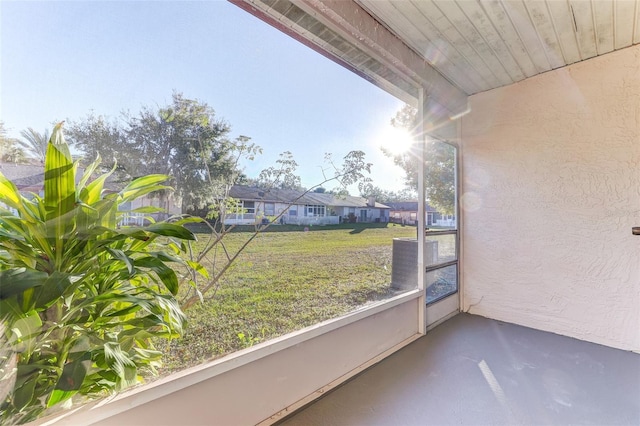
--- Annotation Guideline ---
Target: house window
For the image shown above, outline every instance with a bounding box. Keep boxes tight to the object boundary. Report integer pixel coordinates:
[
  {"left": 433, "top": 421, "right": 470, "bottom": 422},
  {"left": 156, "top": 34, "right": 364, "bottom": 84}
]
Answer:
[
  {"left": 306, "top": 205, "right": 325, "bottom": 217},
  {"left": 243, "top": 201, "right": 255, "bottom": 214},
  {"left": 264, "top": 202, "right": 275, "bottom": 216},
  {"left": 289, "top": 206, "right": 297, "bottom": 216}
]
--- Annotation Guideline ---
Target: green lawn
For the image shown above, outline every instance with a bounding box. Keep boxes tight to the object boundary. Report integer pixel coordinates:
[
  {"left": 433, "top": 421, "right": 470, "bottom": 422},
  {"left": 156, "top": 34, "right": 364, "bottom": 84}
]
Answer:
[{"left": 157, "top": 224, "right": 416, "bottom": 372}]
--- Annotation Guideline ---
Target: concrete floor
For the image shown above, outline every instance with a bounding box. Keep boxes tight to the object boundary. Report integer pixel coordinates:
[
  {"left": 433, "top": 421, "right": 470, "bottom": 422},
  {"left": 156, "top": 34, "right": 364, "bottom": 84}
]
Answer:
[{"left": 282, "top": 313, "right": 640, "bottom": 425}]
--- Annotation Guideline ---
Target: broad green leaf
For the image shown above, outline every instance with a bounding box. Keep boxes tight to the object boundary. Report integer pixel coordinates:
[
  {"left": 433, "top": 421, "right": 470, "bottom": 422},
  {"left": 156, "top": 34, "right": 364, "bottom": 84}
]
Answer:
[
  {"left": 134, "top": 257, "right": 179, "bottom": 295},
  {"left": 187, "top": 261, "right": 209, "bottom": 279},
  {"left": 103, "top": 304, "right": 141, "bottom": 318},
  {"left": 8, "top": 311, "right": 42, "bottom": 354},
  {"left": 132, "top": 347, "right": 162, "bottom": 359},
  {"left": 0, "top": 299, "right": 22, "bottom": 323},
  {"left": 103, "top": 342, "right": 137, "bottom": 390},
  {"left": 32, "top": 272, "right": 75, "bottom": 310},
  {"left": 148, "top": 251, "right": 183, "bottom": 263},
  {"left": 106, "top": 248, "right": 134, "bottom": 274},
  {"left": 76, "top": 156, "right": 101, "bottom": 195},
  {"left": 69, "top": 335, "right": 91, "bottom": 353},
  {"left": 122, "top": 174, "right": 168, "bottom": 192},
  {"left": 125, "top": 206, "right": 166, "bottom": 214},
  {"left": 44, "top": 123, "right": 76, "bottom": 270},
  {"left": 0, "top": 269, "right": 49, "bottom": 300},
  {"left": 47, "top": 351, "right": 91, "bottom": 400},
  {"left": 96, "top": 226, "right": 149, "bottom": 241},
  {"left": 80, "top": 168, "right": 114, "bottom": 205},
  {"left": 47, "top": 389, "right": 76, "bottom": 408},
  {"left": 119, "top": 185, "right": 172, "bottom": 203},
  {"left": 12, "top": 371, "right": 36, "bottom": 410},
  {"left": 0, "top": 172, "right": 22, "bottom": 210},
  {"left": 168, "top": 216, "right": 205, "bottom": 226},
  {"left": 145, "top": 223, "right": 196, "bottom": 240},
  {"left": 44, "top": 124, "right": 75, "bottom": 222}
]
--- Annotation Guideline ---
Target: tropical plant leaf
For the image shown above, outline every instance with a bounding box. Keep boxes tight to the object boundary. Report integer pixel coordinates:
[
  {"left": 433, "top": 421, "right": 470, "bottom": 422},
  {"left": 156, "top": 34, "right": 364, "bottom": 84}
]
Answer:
[
  {"left": 0, "top": 269, "right": 49, "bottom": 300},
  {"left": 8, "top": 311, "right": 42, "bottom": 356},
  {"left": 147, "top": 251, "right": 183, "bottom": 264},
  {"left": 145, "top": 223, "right": 196, "bottom": 240},
  {"left": 170, "top": 216, "right": 205, "bottom": 226},
  {"left": 97, "top": 226, "right": 149, "bottom": 241},
  {"left": 126, "top": 206, "right": 166, "bottom": 214},
  {"left": 80, "top": 170, "right": 112, "bottom": 206},
  {"left": 11, "top": 372, "right": 37, "bottom": 411},
  {"left": 186, "top": 260, "right": 210, "bottom": 279},
  {"left": 103, "top": 342, "right": 137, "bottom": 390},
  {"left": 44, "top": 123, "right": 75, "bottom": 222},
  {"left": 46, "top": 389, "right": 76, "bottom": 409},
  {"left": 123, "top": 174, "right": 169, "bottom": 191},
  {"left": 119, "top": 185, "right": 173, "bottom": 204},
  {"left": 134, "top": 257, "right": 179, "bottom": 295},
  {"left": 76, "top": 155, "right": 101, "bottom": 195},
  {"left": 106, "top": 248, "right": 134, "bottom": 275},
  {"left": 0, "top": 172, "right": 22, "bottom": 210},
  {"left": 51, "top": 351, "right": 91, "bottom": 394},
  {"left": 32, "top": 272, "right": 75, "bottom": 310}
]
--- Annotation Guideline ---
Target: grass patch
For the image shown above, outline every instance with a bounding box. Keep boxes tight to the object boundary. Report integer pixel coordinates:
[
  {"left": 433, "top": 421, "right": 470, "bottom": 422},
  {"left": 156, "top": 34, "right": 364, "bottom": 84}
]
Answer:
[{"left": 157, "top": 224, "right": 415, "bottom": 373}]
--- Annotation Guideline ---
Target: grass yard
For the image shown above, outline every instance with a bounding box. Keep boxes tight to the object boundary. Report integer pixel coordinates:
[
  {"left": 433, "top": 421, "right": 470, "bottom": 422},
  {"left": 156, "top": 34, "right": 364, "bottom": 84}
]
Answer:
[{"left": 157, "top": 224, "right": 416, "bottom": 373}]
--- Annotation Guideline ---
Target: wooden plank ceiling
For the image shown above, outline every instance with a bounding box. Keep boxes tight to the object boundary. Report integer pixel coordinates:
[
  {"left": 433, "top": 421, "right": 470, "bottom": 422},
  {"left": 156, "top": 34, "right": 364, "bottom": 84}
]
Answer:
[{"left": 356, "top": 0, "right": 640, "bottom": 95}]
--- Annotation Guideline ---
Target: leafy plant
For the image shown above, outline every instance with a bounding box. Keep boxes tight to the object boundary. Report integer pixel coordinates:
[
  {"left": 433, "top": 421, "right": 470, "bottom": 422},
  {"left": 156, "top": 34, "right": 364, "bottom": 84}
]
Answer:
[{"left": 0, "top": 123, "right": 201, "bottom": 423}]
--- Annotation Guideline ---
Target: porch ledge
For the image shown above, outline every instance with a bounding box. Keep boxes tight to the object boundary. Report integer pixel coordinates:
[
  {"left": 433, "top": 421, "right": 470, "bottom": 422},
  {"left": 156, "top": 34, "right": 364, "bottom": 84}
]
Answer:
[{"left": 33, "top": 288, "right": 422, "bottom": 425}]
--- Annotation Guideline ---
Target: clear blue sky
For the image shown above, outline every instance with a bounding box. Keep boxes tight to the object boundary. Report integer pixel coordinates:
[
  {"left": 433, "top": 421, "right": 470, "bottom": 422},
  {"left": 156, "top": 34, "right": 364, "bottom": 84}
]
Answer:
[{"left": 0, "top": 0, "right": 409, "bottom": 192}]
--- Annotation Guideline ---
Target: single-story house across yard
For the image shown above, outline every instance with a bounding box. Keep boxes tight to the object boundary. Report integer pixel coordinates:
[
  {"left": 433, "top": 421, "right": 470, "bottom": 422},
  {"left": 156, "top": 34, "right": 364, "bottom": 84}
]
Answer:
[
  {"left": 385, "top": 201, "right": 455, "bottom": 227},
  {"left": 226, "top": 185, "right": 390, "bottom": 226}
]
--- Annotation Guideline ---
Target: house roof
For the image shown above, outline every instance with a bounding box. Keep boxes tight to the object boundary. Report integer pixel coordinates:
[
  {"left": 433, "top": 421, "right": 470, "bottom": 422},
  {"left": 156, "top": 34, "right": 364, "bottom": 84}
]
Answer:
[
  {"left": 229, "top": 185, "right": 390, "bottom": 209},
  {"left": 0, "top": 163, "right": 46, "bottom": 191},
  {"left": 0, "top": 162, "right": 127, "bottom": 193}
]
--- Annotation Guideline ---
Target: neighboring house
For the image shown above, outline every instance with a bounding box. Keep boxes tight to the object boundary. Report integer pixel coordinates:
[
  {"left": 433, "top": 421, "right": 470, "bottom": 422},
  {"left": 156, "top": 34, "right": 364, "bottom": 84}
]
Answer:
[
  {"left": 225, "top": 185, "right": 390, "bottom": 226},
  {"left": 385, "top": 201, "right": 455, "bottom": 228},
  {"left": 0, "top": 162, "right": 45, "bottom": 194},
  {"left": 0, "top": 162, "right": 46, "bottom": 215},
  {"left": 0, "top": 162, "right": 181, "bottom": 225}
]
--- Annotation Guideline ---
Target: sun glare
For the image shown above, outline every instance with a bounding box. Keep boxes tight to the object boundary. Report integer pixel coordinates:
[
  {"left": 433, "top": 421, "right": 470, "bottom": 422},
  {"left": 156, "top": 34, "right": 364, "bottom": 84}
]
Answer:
[{"left": 379, "top": 126, "right": 415, "bottom": 156}]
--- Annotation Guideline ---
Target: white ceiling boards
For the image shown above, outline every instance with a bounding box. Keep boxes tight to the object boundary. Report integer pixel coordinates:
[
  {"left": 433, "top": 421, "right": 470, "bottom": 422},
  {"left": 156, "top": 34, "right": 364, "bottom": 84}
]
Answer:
[
  {"left": 235, "top": 0, "right": 640, "bottom": 100},
  {"left": 357, "top": 0, "right": 640, "bottom": 95}
]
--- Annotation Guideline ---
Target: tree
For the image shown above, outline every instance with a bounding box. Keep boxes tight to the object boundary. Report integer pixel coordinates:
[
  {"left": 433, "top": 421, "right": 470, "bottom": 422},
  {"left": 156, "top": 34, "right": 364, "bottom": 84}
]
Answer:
[
  {"left": 64, "top": 114, "right": 126, "bottom": 171},
  {"left": 67, "top": 92, "right": 257, "bottom": 212},
  {"left": 382, "top": 105, "right": 456, "bottom": 215},
  {"left": 359, "top": 185, "right": 416, "bottom": 203},
  {"left": 18, "top": 127, "right": 50, "bottom": 162},
  {"left": 0, "top": 123, "right": 28, "bottom": 164},
  {"left": 255, "top": 151, "right": 303, "bottom": 191},
  {"left": 180, "top": 149, "right": 372, "bottom": 310}
]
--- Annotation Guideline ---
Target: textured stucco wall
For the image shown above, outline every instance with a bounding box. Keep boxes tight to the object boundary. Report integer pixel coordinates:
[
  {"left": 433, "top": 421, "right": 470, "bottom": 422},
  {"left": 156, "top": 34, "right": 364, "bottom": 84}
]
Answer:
[{"left": 461, "top": 45, "right": 640, "bottom": 352}]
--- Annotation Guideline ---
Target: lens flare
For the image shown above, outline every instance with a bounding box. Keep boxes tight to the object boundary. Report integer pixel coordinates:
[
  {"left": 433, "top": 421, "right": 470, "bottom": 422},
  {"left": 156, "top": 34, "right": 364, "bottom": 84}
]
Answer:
[{"left": 378, "top": 126, "right": 415, "bottom": 156}]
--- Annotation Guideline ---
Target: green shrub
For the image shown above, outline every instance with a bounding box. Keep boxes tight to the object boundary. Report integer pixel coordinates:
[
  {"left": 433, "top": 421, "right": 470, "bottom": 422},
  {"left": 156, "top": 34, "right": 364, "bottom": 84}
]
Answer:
[{"left": 0, "top": 123, "right": 200, "bottom": 423}]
